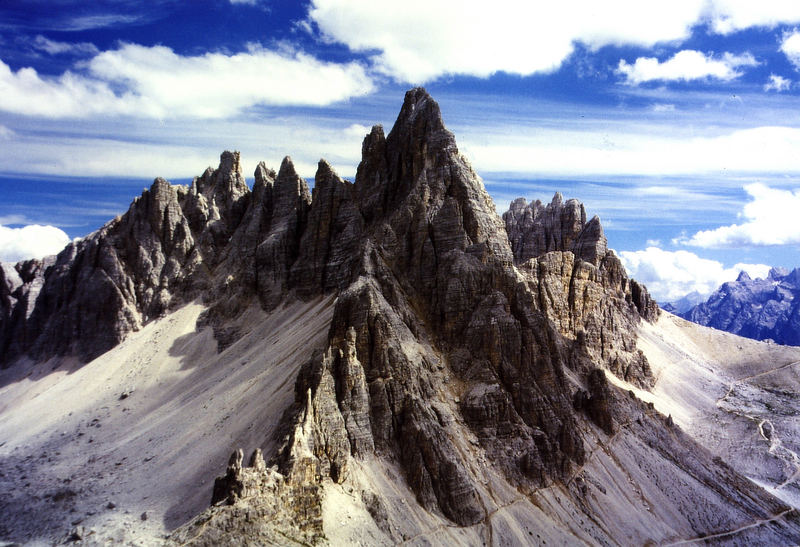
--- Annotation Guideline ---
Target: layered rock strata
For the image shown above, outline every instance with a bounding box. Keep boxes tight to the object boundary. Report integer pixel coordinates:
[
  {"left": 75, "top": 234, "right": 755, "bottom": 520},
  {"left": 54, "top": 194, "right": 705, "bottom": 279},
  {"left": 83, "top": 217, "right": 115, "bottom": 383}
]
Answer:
[
  {"left": 5, "top": 88, "right": 797, "bottom": 546},
  {"left": 505, "top": 195, "right": 659, "bottom": 387},
  {"left": 182, "top": 89, "right": 662, "bottom": 535},
  {"left": 0, "top": 90, "right": 656, "bottom": 527}
]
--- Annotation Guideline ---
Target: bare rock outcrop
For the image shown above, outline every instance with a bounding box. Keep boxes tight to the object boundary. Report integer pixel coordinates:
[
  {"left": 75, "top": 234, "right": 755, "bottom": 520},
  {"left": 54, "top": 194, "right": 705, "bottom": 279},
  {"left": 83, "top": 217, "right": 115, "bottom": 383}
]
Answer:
[
  {"left": 8, "top": 87, "right": 797, "bottom": 547},
  {"left": 175, "top": 448, "right": 322, "bottom": 546},
  {"left": 504, "top": 194, "right": 604, "bottom": 265},
  {"left": 269, "top": 88, "right": 585, "bottom": 526},
  {"left": 504, "top": 193, "right": 659, "bottom": 388},
  {"left": 0, "top": 151, "right": 257, "bottom": 364}
]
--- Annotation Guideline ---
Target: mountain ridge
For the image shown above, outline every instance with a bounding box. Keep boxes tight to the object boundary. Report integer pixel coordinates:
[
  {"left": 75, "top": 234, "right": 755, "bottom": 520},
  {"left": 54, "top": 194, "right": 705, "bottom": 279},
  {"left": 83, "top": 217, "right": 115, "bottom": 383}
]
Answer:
[
  {"left": 677, "top": 266, "right": 800, "bottom": 345},
  {"left": 1, "top": 88, "right": 799, "bottom": 545}
]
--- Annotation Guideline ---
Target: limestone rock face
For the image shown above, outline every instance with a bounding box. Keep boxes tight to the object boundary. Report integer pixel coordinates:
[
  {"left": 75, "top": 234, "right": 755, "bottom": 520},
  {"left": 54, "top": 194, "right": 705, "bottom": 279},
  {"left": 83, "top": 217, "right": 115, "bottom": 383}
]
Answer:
[
  {"left": 505, "top": 194, "right": 599, "bottom": 264},
  {"left": 0, "top": 88, "right": 657, "bottom": 529},
  {"left": 176, "top": 448, "right": 322, "bottom": 546},
  {"left": 0, "top": 258, "right": 53, "bottom": 361},
  {"left": 503, "top": 193, "right": 659, "bottom": 388},
  {"left": 13, "top": 87, "right": 794, "bottom": 547},
  {"left": 573, "top": 368, "right": 615, "bottom": 435},
  {"left": 253, "top": 157, "right": 312, "bottom": 308},
  {"left": 275, "top": 88, "right": 585, "bottom": 526},
  {"left": 291, "top": 160, "right": 363, "bottom": 297},
  {"left": 0, "top": 151, "right": 254, "bottom": 365}
]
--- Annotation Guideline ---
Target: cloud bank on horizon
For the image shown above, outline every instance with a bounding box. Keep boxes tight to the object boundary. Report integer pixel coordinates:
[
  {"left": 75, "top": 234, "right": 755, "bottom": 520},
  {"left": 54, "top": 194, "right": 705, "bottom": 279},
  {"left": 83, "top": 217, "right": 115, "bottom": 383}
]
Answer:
[
  {"left": 619, "top": 246, "right": 771, "bottom": 303},
  {"left": 1, "top": 0, "right": 800, "bottom": 301}
]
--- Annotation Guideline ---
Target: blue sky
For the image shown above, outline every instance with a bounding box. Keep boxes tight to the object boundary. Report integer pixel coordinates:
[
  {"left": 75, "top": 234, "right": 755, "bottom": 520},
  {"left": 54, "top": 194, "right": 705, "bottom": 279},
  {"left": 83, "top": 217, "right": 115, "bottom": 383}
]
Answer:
[{"left": 3, "top": 0, "right": 800, "bottom": 302}]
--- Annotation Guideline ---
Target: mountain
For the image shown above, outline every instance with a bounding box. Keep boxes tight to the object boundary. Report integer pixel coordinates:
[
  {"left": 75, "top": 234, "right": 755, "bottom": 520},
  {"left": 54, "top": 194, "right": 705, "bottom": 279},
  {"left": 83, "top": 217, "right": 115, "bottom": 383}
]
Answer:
[
  {"left": 680, "top": 267, "right": 800, "bottom": 345},
  {"left": 661, "top": 290, "right": 705, "bottom": 315},
  {"left": 1, "top": 89, "right": 800, "bottom": 545}
]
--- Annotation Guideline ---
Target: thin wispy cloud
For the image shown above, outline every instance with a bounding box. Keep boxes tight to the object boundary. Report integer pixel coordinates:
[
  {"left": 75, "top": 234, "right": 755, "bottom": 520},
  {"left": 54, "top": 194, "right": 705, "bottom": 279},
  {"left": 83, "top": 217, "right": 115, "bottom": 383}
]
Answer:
[
  {"left": 460, "top": 125, "right": 800, "bottom": 177},
  {"left": 0, "top": 116, "right": 370, "bottom": 179},
  {"left": 0, "top": 214, "right": 28, "bottom": 225},
  {"left": 651, "top": 103, "right": 676, "bottom": 112},
  {"left": 58, "top": 14, "right": 143, "bottom": 32},
  {"left": 31, "top": 35, "right": 99, "bottom": 56}
]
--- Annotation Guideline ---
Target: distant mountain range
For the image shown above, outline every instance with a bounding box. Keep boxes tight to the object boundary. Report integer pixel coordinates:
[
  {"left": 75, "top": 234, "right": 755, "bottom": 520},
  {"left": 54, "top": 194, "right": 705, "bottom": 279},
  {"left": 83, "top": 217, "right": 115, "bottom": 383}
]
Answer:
[
  {"left": 672, "top": 268, "right": 800, "bottom": 345},
  {"left": 661, "top": 291, "right": 705, "bottom": 315}
]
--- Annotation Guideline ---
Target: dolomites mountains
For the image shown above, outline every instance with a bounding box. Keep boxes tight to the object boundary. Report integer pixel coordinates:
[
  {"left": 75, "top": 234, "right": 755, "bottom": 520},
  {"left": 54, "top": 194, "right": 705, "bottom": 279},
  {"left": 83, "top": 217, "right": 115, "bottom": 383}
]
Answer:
[
  {"left": 678, "top": 267, "right": 800, "bottom": 345},
  {"left": 1, "top": 89, "right": 799, "bottom": 545}
]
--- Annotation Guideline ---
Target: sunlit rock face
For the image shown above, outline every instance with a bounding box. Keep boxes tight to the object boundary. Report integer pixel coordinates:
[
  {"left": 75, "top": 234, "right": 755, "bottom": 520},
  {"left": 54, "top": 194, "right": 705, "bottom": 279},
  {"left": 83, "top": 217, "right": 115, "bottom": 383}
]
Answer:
[
  {"left": 4, "top": 89, "right": 800, "bottom": 547},
  {"left": 682, "top": 267, "right": 800, "bottom": 345}
]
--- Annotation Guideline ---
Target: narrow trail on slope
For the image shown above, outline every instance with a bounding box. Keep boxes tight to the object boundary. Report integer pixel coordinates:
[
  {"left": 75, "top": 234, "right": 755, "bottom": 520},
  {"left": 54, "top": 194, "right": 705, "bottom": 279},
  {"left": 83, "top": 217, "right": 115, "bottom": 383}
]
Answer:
[
  {"left": 662, "top": 508, "right": 796, "bottom": 546},
  {"left": 716, "top": 360, "right": 800, "bottom": 405},
  {"left": 716, "top": 360, "right": 800, "bottom": 492}
]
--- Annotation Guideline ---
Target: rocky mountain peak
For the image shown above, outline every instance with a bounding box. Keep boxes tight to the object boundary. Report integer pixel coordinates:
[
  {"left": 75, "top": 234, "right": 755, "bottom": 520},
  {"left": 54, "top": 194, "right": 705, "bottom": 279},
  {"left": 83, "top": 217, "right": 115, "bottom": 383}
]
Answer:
[
  {"left": 4, "top": 88, "right": 800, "bottom": 547},
  {"left": 682, "top": 265, "right": 800, "bottom": 345},
  {"left": 2, "top": 88, "right": 663, "bottom": 540},
  {"left": 274, "top": 156, "right": 312, "bottom": 211},
  {"left": 503, "top": 192, "right": 611, "bottom": 266},
  {"left": 391, "top": 87, "right": 448, "bottom": 140},
  {"left": 380, "top": 87, "right": 459, "bottom": 204},
  {"left": 769, "top": 266, "right": 789, "bottom": 280},
  {"left": 252, "top": 161, "right": 276, "bottom": 203}
]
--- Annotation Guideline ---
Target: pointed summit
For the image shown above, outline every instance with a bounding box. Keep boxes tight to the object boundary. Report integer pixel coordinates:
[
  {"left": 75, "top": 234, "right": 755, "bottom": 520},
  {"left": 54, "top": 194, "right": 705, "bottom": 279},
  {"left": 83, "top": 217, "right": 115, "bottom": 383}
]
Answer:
[
  {"left": 274, "top": 156, "right": 312, "bottom": 210},
  {"left": 386, "top": 87, "right": 454, "bottom": 160},
  {"left": 391, "top": 87, "right": 447, "bottom": 135},
  {"left": 768, "top": 267, "right": 789, "bottom": 280}
]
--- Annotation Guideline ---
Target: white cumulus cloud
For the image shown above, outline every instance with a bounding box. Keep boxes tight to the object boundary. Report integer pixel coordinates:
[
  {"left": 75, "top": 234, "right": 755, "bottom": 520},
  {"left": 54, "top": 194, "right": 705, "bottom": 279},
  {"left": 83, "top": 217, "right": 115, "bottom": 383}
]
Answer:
[
  {"left": 0, "top": 224, "right": 71, "bottom": 263},
  {"left": 780, "top": 29, "right": 800, "bottom": 69},
  {"left": 305, "top": 0, "right": 799, "bottom": 83},
  {"left": 764, "top": 73, "right": 792, "bottom": 91},
  {"left": 619, "top": 246, "right": 771, "bottom": 302},
  {"left": 0, "top": 43, "right": 374, "bottom": 119},
  {"left": 707, "top": 1, "right": 800, "bottom": 34},
  {"left": 684, "top": 183, "right": 800, "bottom": 247},
  {"left": 617, "top": 50, "right": 758, "bottom": 84},
  {"left": 307, "top": 0, "right": 705, "bottom": 82}
]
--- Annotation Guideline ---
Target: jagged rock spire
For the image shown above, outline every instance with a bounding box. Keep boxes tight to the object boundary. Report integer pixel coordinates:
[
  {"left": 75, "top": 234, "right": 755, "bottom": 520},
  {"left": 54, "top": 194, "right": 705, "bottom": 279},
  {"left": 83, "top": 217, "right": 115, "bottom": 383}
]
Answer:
[{"left": 503, "top": 193, "right": 609, "bottom": 265}]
